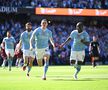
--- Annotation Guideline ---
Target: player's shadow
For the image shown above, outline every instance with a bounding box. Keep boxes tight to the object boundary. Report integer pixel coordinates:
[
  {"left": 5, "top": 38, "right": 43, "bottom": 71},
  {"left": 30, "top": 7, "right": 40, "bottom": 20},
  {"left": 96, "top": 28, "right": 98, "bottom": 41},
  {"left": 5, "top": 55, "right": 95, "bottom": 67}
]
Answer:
[
  {"left": 52, "top": 78, "right": 108, "bottom": 81},
  {"left": 52, "top": 78, "right": 94, "bottom": 81}
]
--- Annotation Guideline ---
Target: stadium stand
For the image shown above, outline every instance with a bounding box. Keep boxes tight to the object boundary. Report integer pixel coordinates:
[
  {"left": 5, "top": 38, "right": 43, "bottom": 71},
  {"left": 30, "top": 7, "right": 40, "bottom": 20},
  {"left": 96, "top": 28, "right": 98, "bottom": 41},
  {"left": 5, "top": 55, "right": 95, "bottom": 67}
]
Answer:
[{"left": 0, "top": 0, "right": 108, "bottom": 9}]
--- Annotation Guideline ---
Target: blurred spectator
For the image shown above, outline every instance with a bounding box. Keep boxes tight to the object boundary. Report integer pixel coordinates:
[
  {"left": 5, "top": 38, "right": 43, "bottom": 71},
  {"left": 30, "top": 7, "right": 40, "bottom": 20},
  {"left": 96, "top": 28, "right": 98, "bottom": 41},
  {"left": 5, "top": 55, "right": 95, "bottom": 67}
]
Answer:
[{"left": 0, "top": 0, "right": 108, "bottom": 9}]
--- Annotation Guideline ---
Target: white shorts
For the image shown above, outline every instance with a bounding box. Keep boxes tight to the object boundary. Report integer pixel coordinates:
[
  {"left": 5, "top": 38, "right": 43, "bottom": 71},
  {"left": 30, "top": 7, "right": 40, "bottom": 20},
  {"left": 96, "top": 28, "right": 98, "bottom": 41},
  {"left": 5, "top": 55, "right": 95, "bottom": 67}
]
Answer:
[
  {"left": 23, "top": 49, "right": 35, "bottom": 58},
  {"left": 5, "top": 49, "right": 14, "bottom": 57},
  {"left": 70, "top": 50, "right": 85, "bottom": 62},
  {"left": 36, "top": 48, "right": 50, "bottom": 60}
]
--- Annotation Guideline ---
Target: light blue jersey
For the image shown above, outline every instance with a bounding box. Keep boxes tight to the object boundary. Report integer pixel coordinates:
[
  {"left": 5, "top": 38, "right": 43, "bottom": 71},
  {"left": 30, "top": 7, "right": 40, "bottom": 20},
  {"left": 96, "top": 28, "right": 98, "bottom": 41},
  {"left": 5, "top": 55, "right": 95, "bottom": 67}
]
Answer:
[
  {"left": 70, "top": 30, "right": 90, "bottom": 51},
  {"left": 3, "top": 36, "right": 16, "bottom": 50},
  {"left": 20, "top": 31, "right": 34, "bottom": 50},
  {"left": 31, "top": 27, "right": 52, "bottom": 49}
]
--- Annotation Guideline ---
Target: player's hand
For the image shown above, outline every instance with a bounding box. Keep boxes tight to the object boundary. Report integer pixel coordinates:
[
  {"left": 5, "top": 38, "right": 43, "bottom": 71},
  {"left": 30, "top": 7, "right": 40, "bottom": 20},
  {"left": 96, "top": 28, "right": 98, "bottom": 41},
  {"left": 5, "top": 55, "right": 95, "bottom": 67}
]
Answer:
[
  {"left": 30, "top": 46, "right": 33, "bottom": 51},
  {"left": 59, "top": 43, "right": 64, "bottom": 49},
  {"left": 81, "top": 39, "right": 85, "bottom": 43}
]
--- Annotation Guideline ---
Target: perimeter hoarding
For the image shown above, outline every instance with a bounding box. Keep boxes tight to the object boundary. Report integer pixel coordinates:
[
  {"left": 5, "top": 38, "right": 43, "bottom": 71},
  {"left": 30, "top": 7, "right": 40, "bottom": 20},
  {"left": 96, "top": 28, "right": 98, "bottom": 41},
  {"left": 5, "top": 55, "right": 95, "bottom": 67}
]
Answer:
[{"left": 36, "top": 8, "right": 108, "bottom": 17}]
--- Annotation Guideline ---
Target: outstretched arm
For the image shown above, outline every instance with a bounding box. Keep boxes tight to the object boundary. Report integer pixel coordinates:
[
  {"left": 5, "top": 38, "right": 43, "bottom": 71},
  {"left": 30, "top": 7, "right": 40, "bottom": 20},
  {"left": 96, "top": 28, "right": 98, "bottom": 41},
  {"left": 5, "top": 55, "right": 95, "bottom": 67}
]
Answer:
[{"left": 59, "top": 37, "right": 71, "bottom": 48}]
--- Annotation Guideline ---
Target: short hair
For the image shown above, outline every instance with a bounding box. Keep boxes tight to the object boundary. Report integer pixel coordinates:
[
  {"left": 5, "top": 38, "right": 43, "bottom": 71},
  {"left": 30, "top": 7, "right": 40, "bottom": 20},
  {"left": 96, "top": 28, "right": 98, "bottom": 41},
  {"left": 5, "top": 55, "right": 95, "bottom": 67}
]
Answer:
[
  {"left": 41, "top": 19, "right": 48, "bottom": 23},
  {"left": 76, "top": 22, "right": 83, "bottom": 27},
  {"left": 25, "top": 22, "right": 32, "bottom": 26},
  {"left": 6, "top": 30, "right": 11, "bottom": 33}
]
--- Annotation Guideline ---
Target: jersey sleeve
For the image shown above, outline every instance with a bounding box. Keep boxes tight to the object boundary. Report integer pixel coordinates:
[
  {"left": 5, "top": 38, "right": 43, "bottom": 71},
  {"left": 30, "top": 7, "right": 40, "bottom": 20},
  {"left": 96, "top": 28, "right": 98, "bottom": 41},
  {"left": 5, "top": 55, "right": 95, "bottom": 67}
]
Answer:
[
  {"left": 84, "top": 32, "right": 90, "bottom": 42},
  {"left": 12, "top": 37, "right": 16, "bottom": 43},
  {"left": 70, "top": 31, "right": 74, "bottom": 39},
  {"left": 2, "top": 38, "right": 5, "bottom": 43},
  {"left": 49, "top": 30, "right": 52, "bottom": 38},
  {"left": 20, "top": 33, "right": 23, "bottom": 42},
  {"left": 31, "top": 28, "right": 38, "bottom": 40}
]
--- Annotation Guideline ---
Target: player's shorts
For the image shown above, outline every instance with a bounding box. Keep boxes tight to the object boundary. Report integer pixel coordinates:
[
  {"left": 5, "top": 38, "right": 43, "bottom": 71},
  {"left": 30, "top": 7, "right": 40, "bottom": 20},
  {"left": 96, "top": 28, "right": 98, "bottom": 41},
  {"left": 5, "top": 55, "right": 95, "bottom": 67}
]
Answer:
[
  {"left": 70, "top": 50, "right": 85, "bottom": 62},
  {"left": 90, "top": 51, "right": 99, "bottom": 57},
  {"left": 23, "top": 49, "right": 35, "bottom": 58},
  {"left": 36, "top": 47, "right": 50, "bottom": 60},
  {"left": 5, "top": 49, "right": 14, "bottom": 57}
]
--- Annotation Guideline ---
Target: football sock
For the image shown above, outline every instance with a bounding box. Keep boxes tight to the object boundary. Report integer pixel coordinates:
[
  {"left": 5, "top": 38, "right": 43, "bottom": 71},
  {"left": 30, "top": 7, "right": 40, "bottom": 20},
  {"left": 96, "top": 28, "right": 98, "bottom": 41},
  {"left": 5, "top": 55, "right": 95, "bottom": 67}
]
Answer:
[
  {"left": 74, "top": 64, "right": 81, "bottom": 76},
  {"left": 8, "top": 58, "right": 12, "bottom": 71},
  {"left": 43, "top": 61, "right": 49, "bottom": 78},
  {"left": 27, "top": 66, "right": 31, "bottom": 74}
]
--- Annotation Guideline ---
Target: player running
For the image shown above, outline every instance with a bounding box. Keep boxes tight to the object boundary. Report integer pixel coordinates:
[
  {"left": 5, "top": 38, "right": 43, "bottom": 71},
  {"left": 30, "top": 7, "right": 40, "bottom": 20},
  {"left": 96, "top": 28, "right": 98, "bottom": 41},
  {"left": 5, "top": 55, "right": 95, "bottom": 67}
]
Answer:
[
  {"left": 2, "top": 31, "right": 16, "bottom": 71},
  {"left": 30, "top": 19, "right": 56, "bottom": 80},
  {"left": 60, "top": 22, "right": 90, "bottom": 80},
  {"left": 19, "top": 22, "right": 35, "bottom": 76}
]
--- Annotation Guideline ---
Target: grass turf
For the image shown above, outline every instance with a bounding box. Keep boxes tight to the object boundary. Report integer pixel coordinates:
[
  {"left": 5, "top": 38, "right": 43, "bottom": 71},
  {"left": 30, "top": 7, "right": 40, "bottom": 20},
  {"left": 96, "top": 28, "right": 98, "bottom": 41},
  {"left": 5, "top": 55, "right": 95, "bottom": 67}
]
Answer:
[{"left": 0, "top": 65, "right": 108, "bottom": 90}]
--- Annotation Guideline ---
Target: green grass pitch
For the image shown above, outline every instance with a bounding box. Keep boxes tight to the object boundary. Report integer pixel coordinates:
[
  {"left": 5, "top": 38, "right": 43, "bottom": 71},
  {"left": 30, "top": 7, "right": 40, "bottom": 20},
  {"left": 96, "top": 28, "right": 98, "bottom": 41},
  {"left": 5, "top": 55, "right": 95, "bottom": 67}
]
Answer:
[{"left": 0, "top": 65, "right": 108, "bottom": 90}]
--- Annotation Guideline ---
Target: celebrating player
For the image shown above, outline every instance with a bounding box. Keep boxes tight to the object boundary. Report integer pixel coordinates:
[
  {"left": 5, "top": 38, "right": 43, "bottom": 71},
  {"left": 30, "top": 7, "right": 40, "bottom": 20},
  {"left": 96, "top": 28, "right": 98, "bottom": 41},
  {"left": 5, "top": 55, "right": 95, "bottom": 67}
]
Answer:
[
  {"left": 30, "top": 19, "right": 55, "bottom": 80},
  {"left": 19, "top": 22, "right": 35, "bottom": 76},
  {"left": 2, "top": 31, "right": 16, "bottom": 71},
  {"left": 60, "top": 22, "right": 90, "bottom": 80}
]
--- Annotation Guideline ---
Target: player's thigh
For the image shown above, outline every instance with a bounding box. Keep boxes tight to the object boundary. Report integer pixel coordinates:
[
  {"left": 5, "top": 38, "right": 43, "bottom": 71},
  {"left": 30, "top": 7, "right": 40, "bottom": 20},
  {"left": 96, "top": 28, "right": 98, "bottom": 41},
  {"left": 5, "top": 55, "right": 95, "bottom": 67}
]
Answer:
[
  {"left": 5, "top": 49, "right": 14, "bottom": 58},
  {"left": 23, "top": 55, "right": 28, "bottom": 63},
  {"left": 36, "top": 49, "right": 44, "bottom": 60},
  {"left": 29, "top": 50, "right": 35, "bottom": 60},
  {"left": 77, "top": 51, "right": 85, "bottom": 62},
  {"left": 44, "top": 48, "right": 51, "bottom": 60},
  {"left": 70, "top": 51, "right": 77, "bottom": 64}
]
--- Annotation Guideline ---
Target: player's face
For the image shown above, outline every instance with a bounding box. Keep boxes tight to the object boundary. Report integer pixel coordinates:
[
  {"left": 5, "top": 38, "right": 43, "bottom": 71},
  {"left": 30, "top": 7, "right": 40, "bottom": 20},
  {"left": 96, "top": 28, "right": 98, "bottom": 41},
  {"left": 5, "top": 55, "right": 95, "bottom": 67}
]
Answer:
[
  {"left": 76, "top": 22, "right": 83, "bottom": 33},
  {"left": 93, "top": 36, "right": 97, "bottom": 41},
  {"left": 26, "top": 24, "right": 32, "bottom": 32},
  {"left": 41, "top": 21, "right": 48, "bottom": 29},
  {"left": 7, "top": 32, "right": 11, "bottom": 37},
  {"left": 77, "top": 25, "right": 83, "bottom": 33}
]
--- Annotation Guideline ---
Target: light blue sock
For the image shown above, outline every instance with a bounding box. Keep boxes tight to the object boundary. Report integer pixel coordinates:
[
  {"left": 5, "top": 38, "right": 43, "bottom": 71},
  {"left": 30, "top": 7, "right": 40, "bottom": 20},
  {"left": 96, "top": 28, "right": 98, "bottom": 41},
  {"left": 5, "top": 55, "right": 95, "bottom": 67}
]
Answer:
[
  {"left": 74, "top": 64, "right": 81, "bottom": 76},
  {"left": 8, "top": 58, "right": 12, "bottom": 71},
  {"left": 43, "top": 61, "right": 49, "bottom": 77},
  {"left": 27, "top": 66, "right": 31, "bottom": 74}
]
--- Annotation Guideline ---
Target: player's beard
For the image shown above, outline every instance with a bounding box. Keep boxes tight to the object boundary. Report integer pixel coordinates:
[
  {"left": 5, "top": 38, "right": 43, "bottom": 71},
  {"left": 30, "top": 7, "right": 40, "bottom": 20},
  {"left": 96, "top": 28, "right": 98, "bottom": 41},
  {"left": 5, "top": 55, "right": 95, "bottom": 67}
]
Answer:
[{"left": 27, "top": 29, "right": 31, "bottom": 32}]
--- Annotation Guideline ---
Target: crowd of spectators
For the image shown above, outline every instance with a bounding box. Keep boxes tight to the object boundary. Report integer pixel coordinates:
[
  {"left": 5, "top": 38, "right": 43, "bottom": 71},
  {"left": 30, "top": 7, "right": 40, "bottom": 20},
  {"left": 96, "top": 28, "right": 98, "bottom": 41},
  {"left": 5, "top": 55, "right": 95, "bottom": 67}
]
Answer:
[
  {"left": 0, "top": 20, "right": 108, "bottom": 65},
  {"left": 0, "top": 0, "right": 108, "bottom": 9}
]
